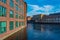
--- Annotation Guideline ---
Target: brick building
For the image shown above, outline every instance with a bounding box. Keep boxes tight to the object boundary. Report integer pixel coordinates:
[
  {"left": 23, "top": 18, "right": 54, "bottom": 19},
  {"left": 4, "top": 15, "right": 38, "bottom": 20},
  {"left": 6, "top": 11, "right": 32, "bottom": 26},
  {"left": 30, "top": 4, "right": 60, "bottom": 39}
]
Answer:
[{"left": 0, "top": 0, "right": 27, "bottom": 40}]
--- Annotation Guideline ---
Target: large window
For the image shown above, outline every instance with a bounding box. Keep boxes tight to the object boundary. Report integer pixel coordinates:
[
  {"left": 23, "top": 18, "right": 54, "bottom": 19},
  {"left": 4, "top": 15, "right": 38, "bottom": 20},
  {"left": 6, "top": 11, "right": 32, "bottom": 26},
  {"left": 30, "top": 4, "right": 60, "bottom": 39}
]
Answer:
[
  {"left": 2, "top": 0, "right": 6, "bottom": 3},
  {"left": 19, "top": 22, "right": 21, "bottom": 26},
  {"left": 10, "top": 10, "right": 14, "bottom": 18},
  {"left": 19, "top": 22, "right": 25, "bottom": 26},
  {"left": 18, "top": 0, "right": 22, "bottom": 5},
  {"left": 10, "top": 0, "right": 14, "bottom": 7},
  {"left": 21, "top": 22, "right": 25, "bottom": 26},
  {"left": 16, "top": 21, "right": 19, "bottom": 28},
  {"left": 19, "top": 15, "right": 21, "bottom": 19},
  {"left": 0, "top": 22, "right": 6, "bottom": 34},
  {"left": 19, "top": 8, "right": 21, "bottom": 12},
  {"left": 0, "top": 0, "right": 6, "bottom": 3},
  {"left": 16, "top": 5, "right": 18, "bottom": 11},
  {"left": 20, "top": 8, "right": 23, "bottom": 13},
  {"left": 0, "top": 6, "right": 6, "bottom": 17},
  {"left": 21, "top": 16, "right": 24, "bottom": 19},
  {"left": 16, "top": 13, "right": 19, "bottom": 19},
  {"left": 9, "top": 21, "right": 14, "bottom": 30},
  {"left": 19, "top": 15, "right": 24, "bottom": 19},
  {"left": 16, "top": 0, "right": 19, "bottom": 3}
]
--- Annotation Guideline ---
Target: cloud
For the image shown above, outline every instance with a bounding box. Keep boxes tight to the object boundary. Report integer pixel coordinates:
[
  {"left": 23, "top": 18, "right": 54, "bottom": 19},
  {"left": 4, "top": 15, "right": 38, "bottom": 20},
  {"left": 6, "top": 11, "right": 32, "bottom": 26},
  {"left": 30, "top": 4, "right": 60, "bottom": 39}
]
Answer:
[
  {"left": 27, "top": 4, "right": 60, "bottom": 16},
  {"left": 44, "top": 5, "right": 54, "bottom": 11},
  {"left": 28, "top": 4, "right": 41, "bottom": 11}
]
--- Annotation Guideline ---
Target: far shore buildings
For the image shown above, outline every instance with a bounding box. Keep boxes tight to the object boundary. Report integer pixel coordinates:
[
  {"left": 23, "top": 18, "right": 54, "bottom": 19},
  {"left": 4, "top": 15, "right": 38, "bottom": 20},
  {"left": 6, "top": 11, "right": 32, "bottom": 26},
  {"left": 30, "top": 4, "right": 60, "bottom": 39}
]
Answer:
[
  {"left": 27, "top": 16, "right": 32, "bottom": 21},
  {"left": 27, "top": 16, "right": 32, "bottom": 23},
  {"left": 0, "top": 0, "right": 27, "bottom": 40},
  {"left": 32, "top": 13, "right": 60, "bottom": 23},
  {"left": 32, "top": 14, "right": 46, "bottom": 22}
]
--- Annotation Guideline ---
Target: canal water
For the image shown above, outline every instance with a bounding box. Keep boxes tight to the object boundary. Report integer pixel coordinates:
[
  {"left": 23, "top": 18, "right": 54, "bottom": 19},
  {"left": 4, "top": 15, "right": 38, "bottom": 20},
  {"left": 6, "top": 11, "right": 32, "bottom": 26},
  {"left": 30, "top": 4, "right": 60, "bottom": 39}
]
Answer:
[{"left": 27, "top": 23, "right": 60, "bottom": 40}]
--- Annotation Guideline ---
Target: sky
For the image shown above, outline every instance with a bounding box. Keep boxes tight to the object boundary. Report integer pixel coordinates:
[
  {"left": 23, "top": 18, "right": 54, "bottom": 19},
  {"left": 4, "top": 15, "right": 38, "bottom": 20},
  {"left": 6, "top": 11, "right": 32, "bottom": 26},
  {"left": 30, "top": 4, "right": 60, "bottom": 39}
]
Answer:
[{"left": 24, "top": 0, "right": 60, "bottom": 16}]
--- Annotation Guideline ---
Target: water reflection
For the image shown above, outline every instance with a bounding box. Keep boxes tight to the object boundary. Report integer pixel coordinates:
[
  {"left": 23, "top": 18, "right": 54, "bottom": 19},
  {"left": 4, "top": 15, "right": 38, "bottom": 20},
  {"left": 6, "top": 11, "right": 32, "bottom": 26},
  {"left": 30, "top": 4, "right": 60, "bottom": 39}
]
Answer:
[{"left": 27, "top": 23, "right": 60, "bottom": 40}]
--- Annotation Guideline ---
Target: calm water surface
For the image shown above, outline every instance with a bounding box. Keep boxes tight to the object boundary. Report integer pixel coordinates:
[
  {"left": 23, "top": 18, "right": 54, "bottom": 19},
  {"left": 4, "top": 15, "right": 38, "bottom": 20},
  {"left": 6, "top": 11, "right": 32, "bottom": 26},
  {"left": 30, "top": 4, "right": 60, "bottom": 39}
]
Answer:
[{"left": 27, "top": 23, "right": 60, "bottom": 40}]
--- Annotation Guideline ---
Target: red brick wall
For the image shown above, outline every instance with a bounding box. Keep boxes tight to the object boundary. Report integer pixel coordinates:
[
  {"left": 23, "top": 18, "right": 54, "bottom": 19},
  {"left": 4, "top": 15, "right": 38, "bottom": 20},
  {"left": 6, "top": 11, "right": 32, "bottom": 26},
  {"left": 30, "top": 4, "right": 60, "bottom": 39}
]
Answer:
[{"left": 0, "top": 0, "right": 27, "bottom": 40}]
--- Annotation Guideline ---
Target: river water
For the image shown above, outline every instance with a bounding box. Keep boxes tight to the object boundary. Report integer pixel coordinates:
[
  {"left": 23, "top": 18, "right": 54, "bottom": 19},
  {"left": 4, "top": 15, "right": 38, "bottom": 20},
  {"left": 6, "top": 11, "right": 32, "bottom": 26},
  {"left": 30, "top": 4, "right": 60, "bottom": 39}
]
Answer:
[{"left": 27, "top": 23, "right": 60, "bottom": 40}]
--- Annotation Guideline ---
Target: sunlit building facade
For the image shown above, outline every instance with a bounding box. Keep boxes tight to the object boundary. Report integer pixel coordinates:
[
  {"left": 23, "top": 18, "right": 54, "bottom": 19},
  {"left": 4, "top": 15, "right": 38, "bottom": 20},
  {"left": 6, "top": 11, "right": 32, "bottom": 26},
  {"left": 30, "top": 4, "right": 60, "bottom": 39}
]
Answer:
[
  {"left": 27, "top": 16, "right": 32, "bottom": 21},
  {"left": 32, "top": 14, "right": 46, "bottom": 22},
  {"left": 0, "top": 0, "right": 27, "bottom": 40},
  {"left": 32, "top": 13, "right": 60, "bottom": 23}
]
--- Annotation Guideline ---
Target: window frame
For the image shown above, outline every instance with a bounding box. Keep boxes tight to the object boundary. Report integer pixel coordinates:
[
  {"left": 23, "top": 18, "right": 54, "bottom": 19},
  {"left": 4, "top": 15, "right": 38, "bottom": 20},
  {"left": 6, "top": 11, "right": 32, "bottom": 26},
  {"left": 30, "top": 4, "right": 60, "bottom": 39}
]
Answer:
[
  {"left": 0, "top": 21, "right": 7, "bottom": 34},
  {"left": 16, "top": 21, "right": 19, "bottom": 28},
  {"left": 10, "top": 0, "right": 14, "bottom": 8},
  {"left": 10, "top": 10, "right": 14, "bottom": 18},
  {"left": 0, "top": 6, "right": 6, "bottom": 17},
  {"left": 9, "top": 21, "right": 14, "bottom": 30}
]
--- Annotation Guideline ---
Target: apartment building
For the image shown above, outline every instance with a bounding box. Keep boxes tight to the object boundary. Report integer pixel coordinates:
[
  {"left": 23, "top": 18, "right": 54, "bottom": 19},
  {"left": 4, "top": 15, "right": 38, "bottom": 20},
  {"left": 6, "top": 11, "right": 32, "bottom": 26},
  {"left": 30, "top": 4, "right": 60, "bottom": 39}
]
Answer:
[
  {"left": 0, "top": 0, "right": 27, "bottom": 40},
  {"left": 42, "top": 13, "right": 60, "bottom": 23},
  {"left": 32, "top": 13, "right": 60, "bottom": 23}
]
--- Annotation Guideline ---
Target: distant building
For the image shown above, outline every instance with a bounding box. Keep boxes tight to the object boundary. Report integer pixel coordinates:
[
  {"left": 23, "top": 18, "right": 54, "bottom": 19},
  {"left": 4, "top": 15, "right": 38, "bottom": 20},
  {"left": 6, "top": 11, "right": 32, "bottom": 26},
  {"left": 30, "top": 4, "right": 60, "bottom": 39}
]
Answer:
[
  {"left": 32, "top": 13, "right": 60, "bottom": 23},
  {"left": 27, "top": 16, "right": 32, "bottom": 21},
  {"left": 0, "top": 0, "right": 27, "bottom": 40},
  {"left": 32, "top": 14, "right": 46, "bottom": 22},
  {"left": 42, "top": 13, "right": 60, "bottom": 23}
]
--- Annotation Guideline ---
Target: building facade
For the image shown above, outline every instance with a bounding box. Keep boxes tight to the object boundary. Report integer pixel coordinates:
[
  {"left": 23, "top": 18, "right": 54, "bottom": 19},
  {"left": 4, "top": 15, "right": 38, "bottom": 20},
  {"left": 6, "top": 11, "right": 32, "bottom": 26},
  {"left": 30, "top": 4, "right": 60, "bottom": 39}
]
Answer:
[
  {"left": 0, "top": 0, "right": 27, "bottom": 40},
  {"left": 27, "top": 16, "right": 32, "bottom": 21},
  {"left": 42, "top": 13, "right": 60, "bottom": 23},
  {"left": 32, "top": 13, "right": 60, "bottom": 23},
  {"left": 32, "top": 14, "right": 46, "bottom": 22}
]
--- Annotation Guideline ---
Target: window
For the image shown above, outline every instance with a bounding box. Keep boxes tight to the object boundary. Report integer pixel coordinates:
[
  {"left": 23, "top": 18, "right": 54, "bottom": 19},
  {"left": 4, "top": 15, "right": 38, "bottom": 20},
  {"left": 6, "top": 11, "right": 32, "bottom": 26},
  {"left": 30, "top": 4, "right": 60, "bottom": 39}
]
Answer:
[
  {"left": 20, "top": 8, "right": 22, "bottom": 13},
  {"left": 9, "top": 21, "right": 14, "bottom": 30},
  {"left": 16, "top": 5, "right": 18, "bottom": 11},
  {"left": 19, "top": 22, "right": 25, "bottom": 26},
  {"left": 20, "top": 22, "right": 25, "bottom": 26},
  {"left": 10, "top": 10, "right": 14, "bottom": 18},
  {"left": 0, "top": 22, "right": 6, "bottom": 34},
  {"left": 0, "top": 6, "right": 6, "bottom": 17},
  {"left": 19, "top": 22, "right": 21, "bottom": 26},
  {"left": 0, "top": 0, "right": 6, "bottom": 3},
  {"left": 16, "top": 13, "right": 19, "bottom": 19},
  {"left": 19, "top": 1, "right": 21, "bottom": 5},
  {"left": 0, "top": 6, "right": 2, "bottom": 16},
  {"left": 21, "top": 16, "right": 24, "bottom": 19},
  {"left": 19, "top": 15, "right": 21, "bottom": 19},
  {"left": 10, "top": 0, "right": 14, "bottom": 7},
  {"left": 21, "top": 6, "right": 24, "bottom": 14},
  {"left": 16, "top": 21, "right": 19, "bottom": 28},
  {"left": 2, "top": 0, "right": 6, "bottom": 3},
  {"left": 19, "top": 8, "right": 21, "bottom": 12},
  {"left": 16, "top": 0, "right": 19, "bottom": 3},
  {"left": 19, "top": 8, "right": 23, "bottom": 13},
  {"left": 21, "top": 22, "right": 25, "bottom": 26}
]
